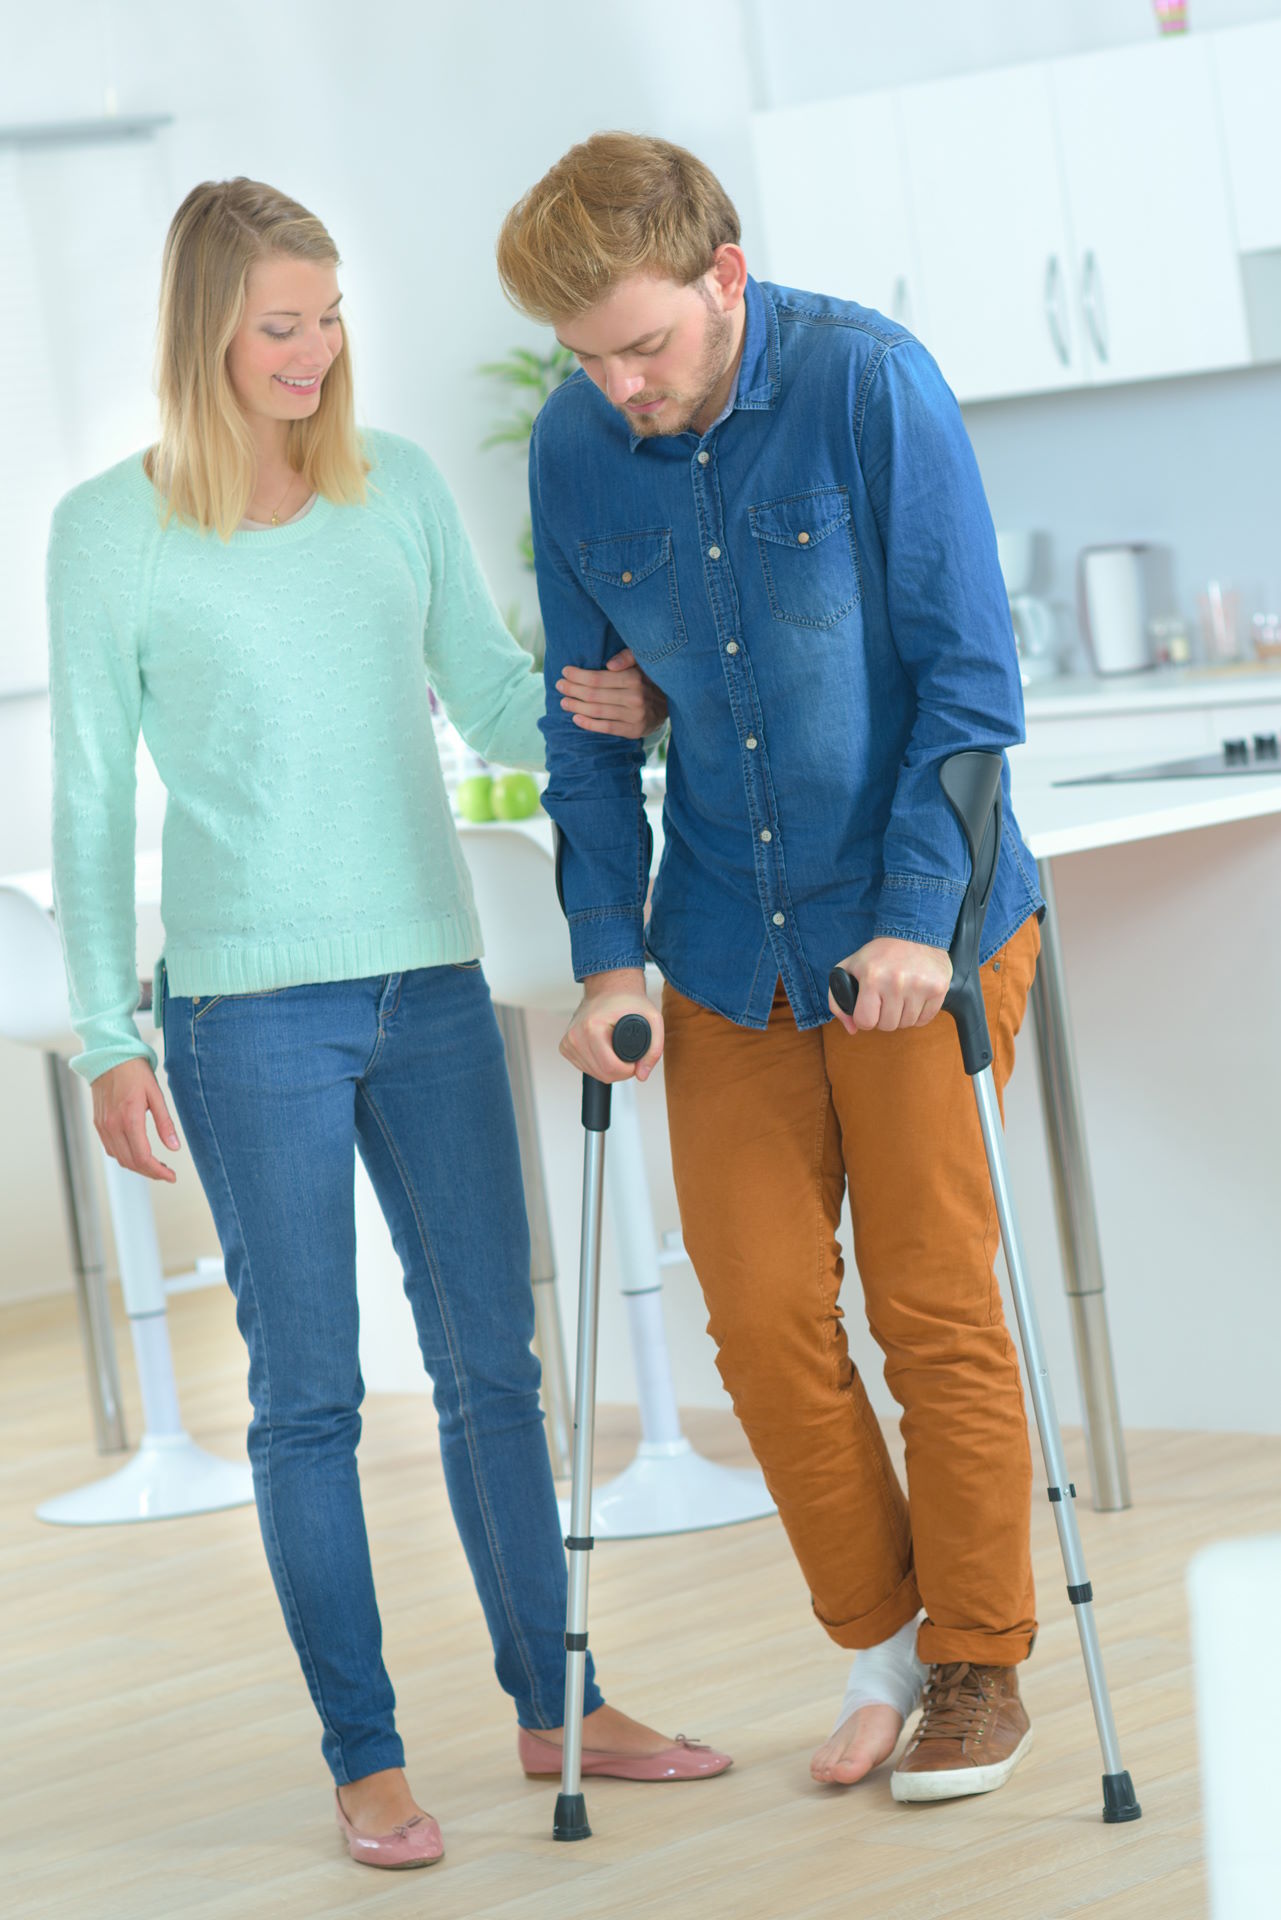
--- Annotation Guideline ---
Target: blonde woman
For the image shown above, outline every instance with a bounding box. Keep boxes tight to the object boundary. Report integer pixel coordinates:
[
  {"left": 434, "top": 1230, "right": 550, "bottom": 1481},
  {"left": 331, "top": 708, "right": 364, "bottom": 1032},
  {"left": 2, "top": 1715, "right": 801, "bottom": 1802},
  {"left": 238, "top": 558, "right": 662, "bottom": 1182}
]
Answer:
[{"left": 48, "top": 177, "right": 731, "bottom": 1873}]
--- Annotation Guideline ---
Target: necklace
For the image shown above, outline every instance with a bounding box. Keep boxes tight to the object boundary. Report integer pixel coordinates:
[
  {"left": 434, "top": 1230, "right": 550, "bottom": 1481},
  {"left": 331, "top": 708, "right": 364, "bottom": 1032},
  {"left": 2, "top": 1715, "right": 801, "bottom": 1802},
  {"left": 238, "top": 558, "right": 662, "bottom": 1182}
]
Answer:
[{"left": 256, "top": 472, "right": 300, "bottom": 525}]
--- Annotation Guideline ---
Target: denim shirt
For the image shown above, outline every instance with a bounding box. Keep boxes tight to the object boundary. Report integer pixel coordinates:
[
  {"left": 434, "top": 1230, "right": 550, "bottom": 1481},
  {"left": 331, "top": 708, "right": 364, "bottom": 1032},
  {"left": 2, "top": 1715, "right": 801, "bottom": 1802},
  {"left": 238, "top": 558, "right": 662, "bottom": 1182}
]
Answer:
[{"left": 532, "top": 276, "right": 1043, "bottom": 1030}]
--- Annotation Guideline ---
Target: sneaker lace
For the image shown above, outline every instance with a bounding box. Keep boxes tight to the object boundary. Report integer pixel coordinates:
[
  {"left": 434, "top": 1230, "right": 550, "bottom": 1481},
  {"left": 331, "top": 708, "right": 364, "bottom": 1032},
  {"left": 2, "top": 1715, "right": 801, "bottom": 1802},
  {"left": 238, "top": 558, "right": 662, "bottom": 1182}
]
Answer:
[{"left": 914, "top": 1662, "right": 996, "bottom": 1742}]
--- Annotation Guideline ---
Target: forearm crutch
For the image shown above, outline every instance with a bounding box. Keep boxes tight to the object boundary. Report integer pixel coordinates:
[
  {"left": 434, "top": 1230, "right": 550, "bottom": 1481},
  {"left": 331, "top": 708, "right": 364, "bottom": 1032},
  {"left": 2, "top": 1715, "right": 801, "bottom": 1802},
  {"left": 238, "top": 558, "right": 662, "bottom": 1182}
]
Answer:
[
  {"left": 830, "top": 749, "right": 1141, "bottom": 1826},
  {"left": 554, "top": 1011, "right": 653, "bottom": 1843}
]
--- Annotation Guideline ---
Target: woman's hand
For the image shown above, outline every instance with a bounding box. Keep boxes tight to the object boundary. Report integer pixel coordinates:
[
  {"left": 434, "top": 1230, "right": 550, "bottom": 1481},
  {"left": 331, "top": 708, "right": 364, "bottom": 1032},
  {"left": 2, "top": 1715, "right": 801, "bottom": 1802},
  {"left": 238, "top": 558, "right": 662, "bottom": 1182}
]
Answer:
[
  {"left": 91, "top": 1058, "right": 182, "bottom": 1183},
  {"left": 556, "top": 649, "right": 667, "bottom": 739}
]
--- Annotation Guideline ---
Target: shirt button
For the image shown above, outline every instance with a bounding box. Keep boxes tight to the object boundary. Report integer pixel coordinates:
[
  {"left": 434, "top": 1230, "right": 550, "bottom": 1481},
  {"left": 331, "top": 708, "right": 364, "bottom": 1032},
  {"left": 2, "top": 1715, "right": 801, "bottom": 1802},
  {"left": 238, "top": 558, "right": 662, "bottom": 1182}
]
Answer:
[
  {"left": 772, "top": 912, "right": 786, "bottom": 926},
  {"left": 726, "top": 641, "right": 738, "bottom": 655},
  {"left": 797, "top": 531, "right": 810, "bottom": 545},
  {"left": 746, "top": 736, "right": 758, "bottom": 750},
  {"left": 621, "top": 570, "right": 633, "bottom": 584},
  {"left": 708, "top": 545, "right": 721, "bottom": 559},
  {"left": 697, "top": 451, "right": 710, "bottom": 465},
  {"left": 760, "top": 829, "right": 772, "bottom": 843}
]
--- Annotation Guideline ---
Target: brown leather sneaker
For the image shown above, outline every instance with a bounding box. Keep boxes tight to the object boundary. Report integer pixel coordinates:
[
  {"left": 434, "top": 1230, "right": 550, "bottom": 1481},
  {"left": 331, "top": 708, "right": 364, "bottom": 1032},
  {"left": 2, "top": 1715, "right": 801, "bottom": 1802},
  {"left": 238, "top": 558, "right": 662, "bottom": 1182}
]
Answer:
[{"left": 890, "top": 1661, "right": 1032, "bottom": 1803}]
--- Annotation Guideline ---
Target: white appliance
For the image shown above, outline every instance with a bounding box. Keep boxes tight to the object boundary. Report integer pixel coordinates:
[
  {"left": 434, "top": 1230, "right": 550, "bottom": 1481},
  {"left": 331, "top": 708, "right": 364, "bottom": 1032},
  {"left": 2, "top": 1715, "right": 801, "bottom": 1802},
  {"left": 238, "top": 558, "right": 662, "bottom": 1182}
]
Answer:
[
  {"left": 995, "top": 530, "right": 1060, "bottom": 684},
  {"left": 1079, "top": 543, "right": 1150, "bottom": 675}
]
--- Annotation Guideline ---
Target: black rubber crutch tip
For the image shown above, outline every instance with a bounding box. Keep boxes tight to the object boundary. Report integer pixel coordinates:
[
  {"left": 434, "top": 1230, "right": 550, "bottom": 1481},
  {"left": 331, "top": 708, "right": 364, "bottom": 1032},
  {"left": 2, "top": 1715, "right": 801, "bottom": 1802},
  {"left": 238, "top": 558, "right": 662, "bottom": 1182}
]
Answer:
[
  {"left": 552, "top": 1792, "right": 592, "bottom": 1841},
  {"left": 828, "top": 966, "right": 859, "bottom": 1015},
  {"left": 1101, "top": 1770, "right": 1142, "bottom": 1823},
  {"left": 611, "top": 1013, "right": 652, "bottom": 1063}
]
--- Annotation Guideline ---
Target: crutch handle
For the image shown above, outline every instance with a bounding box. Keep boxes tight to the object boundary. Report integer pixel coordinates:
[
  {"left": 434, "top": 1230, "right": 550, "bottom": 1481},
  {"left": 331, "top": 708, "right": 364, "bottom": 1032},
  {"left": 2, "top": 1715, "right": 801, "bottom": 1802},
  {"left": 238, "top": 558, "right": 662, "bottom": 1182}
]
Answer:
[
  {"left": 581, "top": 1015, "right": 654, "bottom": 1131},
  {"left": 611, "top": 1014, "right": 652, "bottom": 1063},
  {"left": 827, "top": 966, "right": 859, "bottom": 1016}
]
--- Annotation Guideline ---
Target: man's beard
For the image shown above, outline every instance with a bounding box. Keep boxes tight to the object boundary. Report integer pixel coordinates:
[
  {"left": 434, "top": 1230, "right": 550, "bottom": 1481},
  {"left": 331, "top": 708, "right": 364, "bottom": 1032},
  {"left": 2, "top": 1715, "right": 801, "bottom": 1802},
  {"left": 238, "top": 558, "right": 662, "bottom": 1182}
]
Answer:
[{"left": 626, "top": 305, "right": 736, "bottom": 437}]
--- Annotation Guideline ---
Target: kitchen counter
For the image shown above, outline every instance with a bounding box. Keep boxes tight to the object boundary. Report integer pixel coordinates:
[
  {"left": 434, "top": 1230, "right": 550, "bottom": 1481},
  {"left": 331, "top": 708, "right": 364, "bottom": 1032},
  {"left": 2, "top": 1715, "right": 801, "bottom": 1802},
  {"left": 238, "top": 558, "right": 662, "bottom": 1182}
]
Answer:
[{"left": 1024, "top": 661, "right": 1281, "bottom": 720}]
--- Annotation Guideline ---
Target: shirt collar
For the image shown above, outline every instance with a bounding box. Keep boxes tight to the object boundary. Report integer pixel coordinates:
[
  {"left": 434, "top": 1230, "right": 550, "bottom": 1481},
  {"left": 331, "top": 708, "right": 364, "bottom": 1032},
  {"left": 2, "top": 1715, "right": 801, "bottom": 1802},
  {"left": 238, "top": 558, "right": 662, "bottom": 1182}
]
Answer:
[{"left": 627, "top": 274, "right": 781, "bottom": 450}]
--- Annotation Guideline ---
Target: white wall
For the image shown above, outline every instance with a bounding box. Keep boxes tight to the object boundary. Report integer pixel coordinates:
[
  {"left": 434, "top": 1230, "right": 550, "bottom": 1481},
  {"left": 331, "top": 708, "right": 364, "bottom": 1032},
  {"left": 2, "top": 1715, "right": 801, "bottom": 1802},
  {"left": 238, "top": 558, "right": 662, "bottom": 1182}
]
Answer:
[
  {"left": 744, "top": 0, "right": 1281, "bottom": 102},
  {"left": 0, "top": 0, "right": 762, "bottom": 1303}
]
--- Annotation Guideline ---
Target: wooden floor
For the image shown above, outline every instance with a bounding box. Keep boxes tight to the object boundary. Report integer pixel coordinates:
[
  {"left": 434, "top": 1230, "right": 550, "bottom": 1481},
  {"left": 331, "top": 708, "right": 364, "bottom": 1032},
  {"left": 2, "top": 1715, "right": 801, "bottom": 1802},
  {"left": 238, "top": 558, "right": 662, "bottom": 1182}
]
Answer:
[{"left": 3, "top": 1285, "right": 1272, "bottom": 1920}]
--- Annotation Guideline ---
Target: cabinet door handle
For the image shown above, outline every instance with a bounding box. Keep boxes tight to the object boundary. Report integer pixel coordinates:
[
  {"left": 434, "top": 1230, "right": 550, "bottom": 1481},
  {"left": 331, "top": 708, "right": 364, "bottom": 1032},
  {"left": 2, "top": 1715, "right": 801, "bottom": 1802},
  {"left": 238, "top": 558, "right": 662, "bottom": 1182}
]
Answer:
[
  {"left": 892, "top": 274, "right": 912, "bottom": 328},
  {"left": 1082, "top": 249, "right": 1110, "bottom": 364},
  {"left": 1044, "top": 254, "right": 1070, "bottom": 366}
]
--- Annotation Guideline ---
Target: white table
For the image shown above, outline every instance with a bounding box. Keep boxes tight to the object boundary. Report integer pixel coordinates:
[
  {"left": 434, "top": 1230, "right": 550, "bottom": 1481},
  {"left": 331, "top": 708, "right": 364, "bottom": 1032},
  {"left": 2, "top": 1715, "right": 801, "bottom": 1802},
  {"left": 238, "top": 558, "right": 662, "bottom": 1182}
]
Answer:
[
  {"left": 555, "top": 751, "right": 1281, "bottom": 1510},
  {"left": 21, "top": 753, "right": 1281, "bottom": 1507},
  {"left": 993, "top": 751, "right": 1281, "bottom": 1506}
]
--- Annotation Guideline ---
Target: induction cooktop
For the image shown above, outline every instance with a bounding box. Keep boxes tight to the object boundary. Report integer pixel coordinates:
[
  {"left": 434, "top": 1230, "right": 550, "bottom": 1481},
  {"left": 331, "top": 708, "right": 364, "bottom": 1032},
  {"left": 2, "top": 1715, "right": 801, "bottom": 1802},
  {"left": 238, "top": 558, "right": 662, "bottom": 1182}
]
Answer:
[{"left": 1055, "top": 732, "right": 1281, "bottom": 786}]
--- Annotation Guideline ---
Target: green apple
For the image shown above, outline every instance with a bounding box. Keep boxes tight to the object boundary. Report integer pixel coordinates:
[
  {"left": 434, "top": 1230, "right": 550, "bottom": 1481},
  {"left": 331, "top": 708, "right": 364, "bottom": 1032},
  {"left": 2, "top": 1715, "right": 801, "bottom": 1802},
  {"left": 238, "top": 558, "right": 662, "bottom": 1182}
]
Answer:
[
  {"left": 490, "top": 772, "right": 542, "bottom": 821},
  {"left": 456, "top": 774, "right": 494, "bottom": 822}
]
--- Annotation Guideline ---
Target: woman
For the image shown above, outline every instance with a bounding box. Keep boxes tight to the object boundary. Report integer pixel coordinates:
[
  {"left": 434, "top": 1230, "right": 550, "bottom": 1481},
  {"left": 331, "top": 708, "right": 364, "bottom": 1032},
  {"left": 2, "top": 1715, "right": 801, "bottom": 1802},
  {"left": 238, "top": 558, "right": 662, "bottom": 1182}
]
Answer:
[{"left": 48, "top": 177, "right": 731, "bottom": 1872}]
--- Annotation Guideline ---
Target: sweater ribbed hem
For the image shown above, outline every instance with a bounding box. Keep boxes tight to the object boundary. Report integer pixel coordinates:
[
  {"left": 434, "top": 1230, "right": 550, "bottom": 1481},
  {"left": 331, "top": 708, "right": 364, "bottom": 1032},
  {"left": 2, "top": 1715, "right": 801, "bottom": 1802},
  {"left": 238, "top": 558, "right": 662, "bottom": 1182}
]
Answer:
[{"left": 163, "top": 912, "right": 483, "bottom": 998}]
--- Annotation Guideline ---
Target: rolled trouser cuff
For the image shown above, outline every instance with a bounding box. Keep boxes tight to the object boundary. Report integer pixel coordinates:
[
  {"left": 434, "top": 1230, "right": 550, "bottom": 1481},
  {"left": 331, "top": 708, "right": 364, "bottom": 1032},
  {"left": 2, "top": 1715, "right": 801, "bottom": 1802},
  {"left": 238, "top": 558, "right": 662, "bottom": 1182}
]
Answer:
[
  {"left": 916, "top": 1619, "right": 1038, "bottom": 1667},
  {"left": 813, "top": 1566, "right": 923, "bottom": 1651}
]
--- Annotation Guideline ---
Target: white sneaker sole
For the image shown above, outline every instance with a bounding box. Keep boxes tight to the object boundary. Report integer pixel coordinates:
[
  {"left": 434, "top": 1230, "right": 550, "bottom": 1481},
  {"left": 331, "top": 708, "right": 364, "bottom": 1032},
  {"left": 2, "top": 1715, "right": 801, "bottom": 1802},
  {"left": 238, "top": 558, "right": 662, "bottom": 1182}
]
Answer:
[{"left": 890, "top": 1726, "right": 1033, "bottom": 1803}]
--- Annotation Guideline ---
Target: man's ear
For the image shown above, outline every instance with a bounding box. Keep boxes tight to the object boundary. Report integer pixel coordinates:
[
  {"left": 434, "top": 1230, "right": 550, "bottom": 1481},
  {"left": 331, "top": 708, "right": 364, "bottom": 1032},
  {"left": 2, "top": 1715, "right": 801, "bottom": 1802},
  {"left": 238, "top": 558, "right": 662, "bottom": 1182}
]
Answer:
[{"left": 707, "top": 243, "right": 749, "bottom": 310}]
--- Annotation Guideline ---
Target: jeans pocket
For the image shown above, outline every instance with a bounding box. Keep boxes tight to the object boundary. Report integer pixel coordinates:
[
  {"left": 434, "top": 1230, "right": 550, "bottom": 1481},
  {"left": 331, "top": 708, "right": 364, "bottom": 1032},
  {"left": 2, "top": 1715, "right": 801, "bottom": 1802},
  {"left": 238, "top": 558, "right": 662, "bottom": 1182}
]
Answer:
[
  {"left": 193, "top": 986, "right": 290, "bottom": 1021},
  {"left": 749, "top": 486, "right": 861, "bottom": 630},
  {"left": 578, "top": 527, "right": 688, "bottom": 662},
  {"left": 450, "top": 959, "right": 482, "bottom": 971}
]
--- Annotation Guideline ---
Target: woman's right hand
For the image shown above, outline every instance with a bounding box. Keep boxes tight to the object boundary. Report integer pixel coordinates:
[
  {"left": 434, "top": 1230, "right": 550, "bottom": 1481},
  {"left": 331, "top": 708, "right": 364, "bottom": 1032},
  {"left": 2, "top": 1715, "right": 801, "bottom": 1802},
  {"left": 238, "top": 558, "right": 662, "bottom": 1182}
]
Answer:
[{"left": 92, "top": 1059, "right": 182, "bottom": 1183}]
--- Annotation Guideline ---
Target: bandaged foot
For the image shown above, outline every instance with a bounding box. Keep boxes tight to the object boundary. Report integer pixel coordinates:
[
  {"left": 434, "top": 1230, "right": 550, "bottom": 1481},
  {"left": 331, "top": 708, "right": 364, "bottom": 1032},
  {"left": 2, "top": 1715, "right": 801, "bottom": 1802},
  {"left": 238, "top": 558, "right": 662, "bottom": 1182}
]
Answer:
[{"left": 810, "top": 1613, "right": 928, "bottom": 1786}]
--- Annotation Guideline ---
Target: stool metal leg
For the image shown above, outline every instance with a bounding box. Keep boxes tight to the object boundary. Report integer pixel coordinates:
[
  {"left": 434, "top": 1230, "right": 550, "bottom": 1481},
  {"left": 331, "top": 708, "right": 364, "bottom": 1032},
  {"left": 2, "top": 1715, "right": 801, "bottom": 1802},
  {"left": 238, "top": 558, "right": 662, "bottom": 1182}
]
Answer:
[
  {"left": 494, "top": 1002, "right": 573, "bottom": 1478},
  {"left": 45, "top": 1054, "right": 126, "bottom": 1455},
  {"left": 1031, "top": 858, "right": 1131, "bottom": 1513}
]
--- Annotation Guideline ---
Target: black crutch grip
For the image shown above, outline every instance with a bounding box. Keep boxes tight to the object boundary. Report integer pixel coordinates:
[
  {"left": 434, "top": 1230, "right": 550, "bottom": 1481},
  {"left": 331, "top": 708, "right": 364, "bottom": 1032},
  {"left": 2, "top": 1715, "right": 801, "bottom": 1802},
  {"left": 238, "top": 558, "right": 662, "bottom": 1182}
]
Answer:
[
  {"left": 828, "top": 967, "right": 859, "bottom": 1016},
  {"left": 581, "top": 1015, "right": 654, "bottom": 1131}
]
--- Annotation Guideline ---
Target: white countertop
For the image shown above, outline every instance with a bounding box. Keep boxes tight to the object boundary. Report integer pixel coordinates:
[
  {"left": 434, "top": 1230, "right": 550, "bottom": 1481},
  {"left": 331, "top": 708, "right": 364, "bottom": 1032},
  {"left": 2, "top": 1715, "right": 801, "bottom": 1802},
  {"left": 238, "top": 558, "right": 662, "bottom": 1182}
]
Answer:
[
  {"left": 1024, "top": 662, "right": 1281, "bottom": 720},
  {"left": 1009, "top": 750, "right": 1281, "bottom": 859},
  {"left": 8, "top": 750, "right": 1281, "bottom": 925},
  {"left": 475, "top": 750, "right": 1281, "bottom": 869}
]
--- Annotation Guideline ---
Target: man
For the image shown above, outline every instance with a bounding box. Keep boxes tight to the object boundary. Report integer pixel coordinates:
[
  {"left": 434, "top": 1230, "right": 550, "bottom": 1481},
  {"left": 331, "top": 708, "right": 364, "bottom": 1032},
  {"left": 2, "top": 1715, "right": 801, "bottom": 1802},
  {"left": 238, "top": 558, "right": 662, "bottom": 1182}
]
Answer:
[{"left": 497, "top": 133, "right": 1044, "bottom": 1803}]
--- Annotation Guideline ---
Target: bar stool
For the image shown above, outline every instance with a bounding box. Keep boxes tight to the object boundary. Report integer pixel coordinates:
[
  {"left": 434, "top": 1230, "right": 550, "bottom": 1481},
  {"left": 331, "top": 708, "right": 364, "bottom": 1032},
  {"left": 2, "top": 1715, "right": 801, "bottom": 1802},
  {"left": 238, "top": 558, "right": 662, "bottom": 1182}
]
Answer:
[
  {"left": 0, "top": 881, "right": 253, "bottom": 1524},
  {"left": 456, "top": 820, "right": 775, "bottom": 1539}
]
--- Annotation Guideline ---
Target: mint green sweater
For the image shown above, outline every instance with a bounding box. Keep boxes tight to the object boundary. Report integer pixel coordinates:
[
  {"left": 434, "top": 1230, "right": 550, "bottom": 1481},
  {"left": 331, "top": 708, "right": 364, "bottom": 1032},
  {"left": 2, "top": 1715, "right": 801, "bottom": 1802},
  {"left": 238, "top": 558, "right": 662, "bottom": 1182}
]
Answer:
[{"left": 48, "top": 430, "right": 548, "bottom": 1083}]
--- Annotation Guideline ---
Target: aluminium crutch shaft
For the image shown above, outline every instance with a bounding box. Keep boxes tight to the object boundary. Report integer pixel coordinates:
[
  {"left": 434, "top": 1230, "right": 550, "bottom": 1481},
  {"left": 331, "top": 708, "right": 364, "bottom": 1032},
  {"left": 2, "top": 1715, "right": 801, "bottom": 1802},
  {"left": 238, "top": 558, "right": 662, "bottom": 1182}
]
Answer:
[{"left": 554, "top": 1011, "right": 653, "bottom": 1843}]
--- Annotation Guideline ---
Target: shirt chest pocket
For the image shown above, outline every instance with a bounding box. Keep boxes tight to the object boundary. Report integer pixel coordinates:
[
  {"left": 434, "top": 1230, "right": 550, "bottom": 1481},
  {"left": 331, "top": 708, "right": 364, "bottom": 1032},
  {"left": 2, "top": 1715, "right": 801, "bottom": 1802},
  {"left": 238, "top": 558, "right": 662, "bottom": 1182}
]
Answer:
[
  {"left": 748, "top": 487, "right": 861, "bottom": 631},
  {"left": 578, "top": 528, "right": 688, "bottom": 663}
]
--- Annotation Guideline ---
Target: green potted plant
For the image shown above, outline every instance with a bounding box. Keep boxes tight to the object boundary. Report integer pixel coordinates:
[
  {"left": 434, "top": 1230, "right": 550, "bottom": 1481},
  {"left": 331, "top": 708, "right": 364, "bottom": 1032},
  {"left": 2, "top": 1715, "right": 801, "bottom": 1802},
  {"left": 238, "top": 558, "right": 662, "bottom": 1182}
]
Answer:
[{"left": 478, "top": 341, "right": 578, "bottom": 665}]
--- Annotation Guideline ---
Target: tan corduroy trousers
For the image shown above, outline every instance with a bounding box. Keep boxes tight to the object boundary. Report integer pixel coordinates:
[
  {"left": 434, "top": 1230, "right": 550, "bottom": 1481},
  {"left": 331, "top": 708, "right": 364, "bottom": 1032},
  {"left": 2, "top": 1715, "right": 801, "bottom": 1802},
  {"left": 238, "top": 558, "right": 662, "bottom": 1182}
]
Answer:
[{"left": 661, "top": 914, "right": 1041, "bottom": 1665}]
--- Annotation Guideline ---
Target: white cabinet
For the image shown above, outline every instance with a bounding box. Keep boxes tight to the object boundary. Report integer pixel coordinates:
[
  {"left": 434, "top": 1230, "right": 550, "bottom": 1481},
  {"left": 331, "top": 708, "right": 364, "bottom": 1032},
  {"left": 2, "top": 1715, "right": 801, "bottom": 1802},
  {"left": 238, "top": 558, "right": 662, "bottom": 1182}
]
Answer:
[
  {"left": 750, "top": 92, "right": 926, "bottom": 334},
  {"left": 749, "top": 27, "right": 1263, "bottom": 405},
  {"left": 1211, "top": 21, "right": 1281, "bottom": 253},
  {"left": 896, "top": 65, "right": 1082, "bottom": 402},
  {"left": 1050, "top": 39, "right": 1249, "bottom": 386}
]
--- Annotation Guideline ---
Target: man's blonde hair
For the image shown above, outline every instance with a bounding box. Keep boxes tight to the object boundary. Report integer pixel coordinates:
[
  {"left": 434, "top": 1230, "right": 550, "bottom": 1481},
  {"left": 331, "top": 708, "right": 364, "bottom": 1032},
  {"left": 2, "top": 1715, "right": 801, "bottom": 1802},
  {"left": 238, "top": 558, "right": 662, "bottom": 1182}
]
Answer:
[
  {"left": 496, "top": 132, "right": 741, "bottom": 322},
  {"left": 145, "top": 177, "right": 368, "bottom": 540}
]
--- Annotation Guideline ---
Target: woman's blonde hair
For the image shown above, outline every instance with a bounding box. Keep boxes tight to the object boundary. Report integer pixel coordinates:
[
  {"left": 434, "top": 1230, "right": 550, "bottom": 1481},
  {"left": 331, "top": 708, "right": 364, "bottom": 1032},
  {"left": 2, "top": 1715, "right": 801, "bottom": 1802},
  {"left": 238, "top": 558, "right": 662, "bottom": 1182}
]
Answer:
[
  {"left": 145, "top": 177, "right": 368, "bottom": 538},
  {"left": 496, "top": 132, "right": 740, "bottom": 322}
]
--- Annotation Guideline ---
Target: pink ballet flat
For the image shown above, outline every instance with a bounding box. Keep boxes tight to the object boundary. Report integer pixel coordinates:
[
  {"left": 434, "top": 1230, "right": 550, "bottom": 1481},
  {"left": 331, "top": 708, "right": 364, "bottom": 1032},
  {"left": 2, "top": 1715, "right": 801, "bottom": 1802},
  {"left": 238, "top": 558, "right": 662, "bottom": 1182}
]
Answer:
[
  {"left": 334, "top": 1789, "right": 445, "bottom": 1869},
  {"left": 517, "top": 1726, "right": 733, "bottom": 1782}
]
